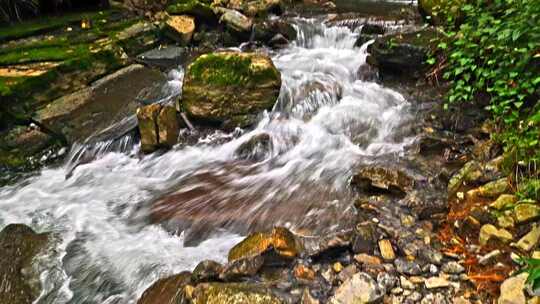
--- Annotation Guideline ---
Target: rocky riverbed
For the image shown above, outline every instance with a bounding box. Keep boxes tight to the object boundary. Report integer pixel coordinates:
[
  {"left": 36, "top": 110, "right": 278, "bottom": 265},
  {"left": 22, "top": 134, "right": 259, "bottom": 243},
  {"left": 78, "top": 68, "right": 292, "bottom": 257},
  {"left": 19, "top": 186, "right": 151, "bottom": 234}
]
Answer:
[{"left": 1, "top": 0, "right": 539, "bottom": 303}]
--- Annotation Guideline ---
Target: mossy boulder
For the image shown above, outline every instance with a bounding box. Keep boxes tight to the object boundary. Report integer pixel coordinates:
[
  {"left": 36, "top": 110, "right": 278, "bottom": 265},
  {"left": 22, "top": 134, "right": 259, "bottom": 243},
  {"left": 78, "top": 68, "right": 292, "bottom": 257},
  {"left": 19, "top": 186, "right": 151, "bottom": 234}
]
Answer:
[
  {"left": 0, "top": 224, "right": 50, "bottom": 304},
  {"left": 367, "top": 28, "right": 440, "bottom": 78},
  {"left": 137, "top": 271, "right": 192, "bottom": 304},
  {"left": 182, "top": 51, "right": 281, "bottom": 128},
  {"left": 228, "top": 227, "right": 302, "bottom": 263},
  {"left": 191, "top": 282, "right": 283, "bottom": 304}
]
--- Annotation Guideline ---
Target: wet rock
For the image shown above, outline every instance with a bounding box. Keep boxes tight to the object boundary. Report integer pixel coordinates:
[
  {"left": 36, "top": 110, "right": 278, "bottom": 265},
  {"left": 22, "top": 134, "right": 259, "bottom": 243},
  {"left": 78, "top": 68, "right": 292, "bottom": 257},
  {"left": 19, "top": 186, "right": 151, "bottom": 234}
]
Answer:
[
  {"left": 137, "top": 46, "right": 191, "bottom": 70},
  {"left": 137, "top": 104, "right": 180, "bottom": 153},
  {"left": 498, "top": 213, "right": 515, "bottom": 228},
  {"left": 356, "top": 56, "right": 379, "bottom": 81},
  {"left": 379, "top": 239, "right": 396, "bottom": 261},
  {"left": 361, "top": 23, "right": 385, "bottom": 35},
  {"left": 330, "top": 272, "right": 383, "bottom": 304},
  {"left": 377, "top": 272, "right": 397, "bottom": 292},
  {"left": 300, "top": 229, "right": 353, "bottom": 257},
  {"left": 468, "top": 178, "right": 510, "bottom": 199},
  {"left": 478, "top": 249, "right": 501, "bottom": 265},
  {"left": 367, "top": 28, "right": 439, "bottom": 78},
  {"left": 252, "top": 19, "right": 297, "bottom": 45},
  {"left": 355, "top": 34, "right": 375, "bottom": 47},
  {"left": 218, "top": 8, "right": 253, "bottom": 35},
  {"left": 163, "top": 15, "right": 195, "bottom": 45},
  {"left": 192, "top": 260, "right": 224, "bottom": 282},
  {"left": 137, "top": 103, "right": 161, "bottom": 152},
  {"left": 516, "top": 224, "right": 540, "bottom": 252},
  {"left": 498, "top": 273, "right": 527, "bottom": 304},
  {"left": 441, "top": 261, "right": 464, "bottom": 274},
  {"left": 400, "top": 276, "right": 415, "bottom": 290},
  {"left": 479, "top": 224, "right": 513, "bottom": 246},
  {"left": 515, "top": 204, "right": 540, "bottom": 223},
  {"left": 36, "top": 64, "right": 166, "bottom": 144},
  {"left": 418, "top": 248, "right": 443, "bottom": 265},
  {"left": 337, "top": 264, "right": 358, "bottom": 283},
  {"left": 268, "top": 34, "right": 289, "bottom": 49},
  {"left": 138, "top": 271, "right": 192, "bottom": 304},
  {"left": 425, "top": 276, "right": 450, "bottom": 289},
  {"left": 447, "top": 160, "right": 483, "bottom": 195},
  {"left": 351, "top": 166, "right": 414, "bottom": 195},
  {"left": 352, "top": 223, "right": 377, "bottom": 254},
  {"left": 157, "top": 105, "right": 181, "bottom": 148},
  {"left": 220, "top": 255, "right": 264, "bottom": 281},
  {"left": 182, "top": 51, "right": 281, "bottom": 128},
  {"left": 228, "top": 227, "right": 302, "bottom": 263},
  {"left": 394, "top": 258, "right": 422, "bottom": 276},
  {"left": 354, "top": 253, "right": 382, "bottom": 266},
  {"left": 234, "top": 133, "right": 272, "bottom": 161},
  {"left": 293, "top": 264, "right": 316, "bottom": 282},
  {"left": 191, "top": 282, "right": 283, "bottom": 304},
  {"left": 491, "top": 194, "right": 518, "bottom": 210},
  {"left": 0, "top": 224, "right": 49, "bottom": 304}
]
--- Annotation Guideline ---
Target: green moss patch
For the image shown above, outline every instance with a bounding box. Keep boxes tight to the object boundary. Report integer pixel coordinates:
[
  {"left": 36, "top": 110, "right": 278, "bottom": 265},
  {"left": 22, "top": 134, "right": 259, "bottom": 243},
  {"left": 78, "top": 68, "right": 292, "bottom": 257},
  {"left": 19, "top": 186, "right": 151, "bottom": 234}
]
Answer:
[{"left": 188, "top": 53, "right": 279, "bottom": 87}]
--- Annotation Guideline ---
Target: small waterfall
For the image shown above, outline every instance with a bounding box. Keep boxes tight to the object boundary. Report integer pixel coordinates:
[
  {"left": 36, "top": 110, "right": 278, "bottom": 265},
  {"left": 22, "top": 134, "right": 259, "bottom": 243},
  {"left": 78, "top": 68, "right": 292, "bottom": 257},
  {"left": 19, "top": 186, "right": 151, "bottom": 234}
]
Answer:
[{"left": 0, "top": 17, "right": 415, "bottom": 304}]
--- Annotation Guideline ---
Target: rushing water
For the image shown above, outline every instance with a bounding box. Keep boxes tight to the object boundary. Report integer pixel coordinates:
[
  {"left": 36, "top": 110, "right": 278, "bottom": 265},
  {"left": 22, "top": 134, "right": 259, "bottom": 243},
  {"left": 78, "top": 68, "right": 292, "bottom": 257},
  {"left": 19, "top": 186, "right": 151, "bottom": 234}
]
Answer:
[{"left": 0, "top": 17, "right": 413, "bottom": 303}]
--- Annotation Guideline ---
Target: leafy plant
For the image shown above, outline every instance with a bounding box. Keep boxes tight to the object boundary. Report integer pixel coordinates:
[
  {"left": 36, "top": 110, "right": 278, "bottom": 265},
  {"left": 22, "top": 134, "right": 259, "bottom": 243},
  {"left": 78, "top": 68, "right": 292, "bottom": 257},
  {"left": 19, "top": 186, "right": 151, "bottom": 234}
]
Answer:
[
  {"left": 518, "top": 257, "right": 540, "bottom": 292},
  {"left": 0, "top": 0, "right": 39, "bottom": 23},
  {"left": 517, "top": 178, "right": 540, "bottom": 201},
  {"left": 432, "top": 0, "right": 540, "bottom": 164}
]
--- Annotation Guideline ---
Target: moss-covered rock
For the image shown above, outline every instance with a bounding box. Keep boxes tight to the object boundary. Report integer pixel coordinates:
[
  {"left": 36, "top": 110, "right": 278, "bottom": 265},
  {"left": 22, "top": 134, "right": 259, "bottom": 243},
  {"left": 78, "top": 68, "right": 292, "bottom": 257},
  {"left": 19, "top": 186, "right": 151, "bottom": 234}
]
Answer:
[
  {"left": 137, "top": 271, "right": 192, "bottom": 304},
  {"left": 0, "top": 224, "right": 49, "bottom": 304},
  {"left": 228, "top": 227, "right": 302, "bottom": 263},
  {"left": 191, "top": 282, "right": 283, "bottom": 304},
  {"left": 514, "top": 204, "right": 540, "bottom": 223},
  {"left": 182, "top": 51, "right": 281, "bottom": 128},
  {"left": 367, "top": 28, "right": 441, "bottom": 78}
]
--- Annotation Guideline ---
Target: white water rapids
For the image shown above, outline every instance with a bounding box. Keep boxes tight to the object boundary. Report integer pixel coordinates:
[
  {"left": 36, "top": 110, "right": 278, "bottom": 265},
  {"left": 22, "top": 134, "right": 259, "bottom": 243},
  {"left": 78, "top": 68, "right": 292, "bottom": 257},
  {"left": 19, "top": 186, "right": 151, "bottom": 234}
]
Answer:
[{"left": 0, "top": 17, "right": 414, "bottom": 303}]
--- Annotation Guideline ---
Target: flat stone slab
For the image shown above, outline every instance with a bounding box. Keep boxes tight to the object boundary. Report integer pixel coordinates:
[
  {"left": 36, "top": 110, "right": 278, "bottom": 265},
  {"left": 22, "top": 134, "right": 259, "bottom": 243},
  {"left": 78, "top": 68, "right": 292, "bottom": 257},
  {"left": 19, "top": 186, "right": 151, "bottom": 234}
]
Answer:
[{"left": 35, "top": 64, "right": 166, "bottom": 143}]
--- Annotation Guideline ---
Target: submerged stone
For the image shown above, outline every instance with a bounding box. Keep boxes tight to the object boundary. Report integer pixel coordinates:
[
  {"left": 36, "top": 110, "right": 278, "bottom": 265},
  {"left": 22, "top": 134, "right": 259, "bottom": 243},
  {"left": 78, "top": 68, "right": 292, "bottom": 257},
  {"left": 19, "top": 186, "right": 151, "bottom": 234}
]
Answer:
[
  {"left": 234, "top": 133, "right": 272, "bottom": 161},
  {"left": 0, "top": 224, "right": 49, "bottom": 304},
  {"left": 182, "top": 51, "right": 281, "bottom": 128}
]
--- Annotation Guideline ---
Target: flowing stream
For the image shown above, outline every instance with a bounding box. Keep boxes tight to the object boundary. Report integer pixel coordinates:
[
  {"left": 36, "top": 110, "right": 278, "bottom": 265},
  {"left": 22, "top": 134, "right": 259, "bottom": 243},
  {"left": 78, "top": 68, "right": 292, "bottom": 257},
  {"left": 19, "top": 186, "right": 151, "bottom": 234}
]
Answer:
[{"left": 0, "top": 17, "right": 414, "bottom": 303}]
